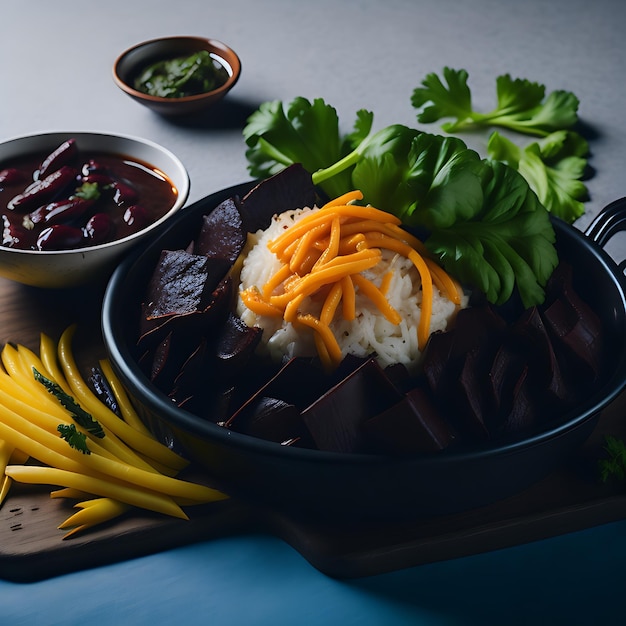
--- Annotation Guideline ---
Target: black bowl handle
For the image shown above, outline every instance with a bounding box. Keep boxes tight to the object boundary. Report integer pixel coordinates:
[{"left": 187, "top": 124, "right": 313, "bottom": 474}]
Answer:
[{"left": 584, "top": 197, "right": 626, "bottom": 272}]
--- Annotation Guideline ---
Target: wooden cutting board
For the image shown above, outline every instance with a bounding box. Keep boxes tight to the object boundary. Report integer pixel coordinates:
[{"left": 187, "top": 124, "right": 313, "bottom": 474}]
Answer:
[{"left": 0, "top": 274, "right": 625, "bottom": 583}]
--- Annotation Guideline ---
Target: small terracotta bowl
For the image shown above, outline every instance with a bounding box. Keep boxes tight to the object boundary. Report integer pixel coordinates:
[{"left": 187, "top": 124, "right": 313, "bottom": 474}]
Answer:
[{"left": 113, "top": 36, "right": 242, "bottom": 116}]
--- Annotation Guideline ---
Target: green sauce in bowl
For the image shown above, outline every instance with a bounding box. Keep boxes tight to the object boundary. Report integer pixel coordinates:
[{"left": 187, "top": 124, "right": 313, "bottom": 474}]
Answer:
[{"left": 133, "top": 50, "right": 229, "bottom": 98}]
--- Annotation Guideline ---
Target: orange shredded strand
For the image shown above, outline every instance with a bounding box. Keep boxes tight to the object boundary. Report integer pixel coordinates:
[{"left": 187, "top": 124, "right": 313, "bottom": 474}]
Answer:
[
  {"left": 341, "top": 275, "right": 356, "bottom": 321},
  {"left": 240, "top": 192, "right": 461, "bottom": 369}
]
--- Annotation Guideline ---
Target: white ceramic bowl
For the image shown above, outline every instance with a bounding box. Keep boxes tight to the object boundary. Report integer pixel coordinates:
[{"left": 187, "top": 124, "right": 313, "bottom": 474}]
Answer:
[{"left": 0, "top": 131, "right": 190, "bottom": 288}]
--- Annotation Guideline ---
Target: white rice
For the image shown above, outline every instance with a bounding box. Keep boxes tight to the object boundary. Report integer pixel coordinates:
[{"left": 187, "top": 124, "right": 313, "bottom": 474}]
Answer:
[{"left": 237, "top": 206, "right": 467, "bottom": 371}]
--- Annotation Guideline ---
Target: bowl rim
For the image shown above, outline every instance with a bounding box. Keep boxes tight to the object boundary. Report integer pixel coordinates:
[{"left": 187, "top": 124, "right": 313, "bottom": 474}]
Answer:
[
  {"left": 101, "top": 182, "right": 626, "bottom": 468},
  {"left": 0, "top": 130, "right": 190, "bottom": 255},
  {"left": 112, "top": 35, "right": 242, "bottom": 104}
]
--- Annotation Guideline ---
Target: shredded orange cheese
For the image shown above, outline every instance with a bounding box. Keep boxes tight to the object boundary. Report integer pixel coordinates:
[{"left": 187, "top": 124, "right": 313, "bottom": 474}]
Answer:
[{"left": 239, "top": 191, "right": 463, "bottom": 370}]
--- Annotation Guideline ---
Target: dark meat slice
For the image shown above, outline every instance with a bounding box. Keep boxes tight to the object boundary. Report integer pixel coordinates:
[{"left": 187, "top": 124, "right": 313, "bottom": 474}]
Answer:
[
  {"left": 194, "top": 197, "right": 246, "bottom": 263},
  {"left": 365, "top": 386, "right": 453, "bottom": 454},
  {"left": 422, "top": 329, "right": 457, "bottom": 400},
  {"left": 137, "top": 276, "right": 233, "bottom": 354},
  {"left": 169, "top": 337, "right": 209, "bottom": 406},
  {"left": 486, "top": 341, "right": 528, "bottom": 429},
  {"left": 455, "top": 348, "right": 491, "bottom": 440},
  {"left": 239, "top": 164, "right": 318, "bottom": 233},
  {"left": 225, "top": 357, "right": 330, "bottom": 431},
  {"left": 301, "top": 358, "right": 403, "bottom": 453},
  {"left": 239, "top": 397, "right": 310, "bottom": 445},
  {"left": 542, "top": 262, "right": 604, "bottom": 380},
  {"left": 497, "top": 367, "right": 538, "bottom": 434},
  {"left": 212, "top": 313, "right": 263, "bottom": 383},
  {"left": 141, "top": 249, "right": 231, "bottom": 330},
  {"left": 512, "top": 306, "right": 573, "bottom": 409}
]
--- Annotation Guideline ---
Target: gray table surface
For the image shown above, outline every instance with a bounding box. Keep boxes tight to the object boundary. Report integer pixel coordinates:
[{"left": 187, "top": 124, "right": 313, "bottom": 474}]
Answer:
[{"left": 2, "top": 1, "right": 626, "bottom": 624}]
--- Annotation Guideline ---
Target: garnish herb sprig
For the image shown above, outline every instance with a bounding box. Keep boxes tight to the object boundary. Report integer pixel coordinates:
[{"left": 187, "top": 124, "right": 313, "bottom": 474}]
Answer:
[
  {"left": 57, "top": 423, "right": 91, "bottom": 455},
  {"left": 410, "top": 67, "right": 589, "bottom": 224},
  {"left": 33, "top": 368, "right": 105, "bottom": 438}
]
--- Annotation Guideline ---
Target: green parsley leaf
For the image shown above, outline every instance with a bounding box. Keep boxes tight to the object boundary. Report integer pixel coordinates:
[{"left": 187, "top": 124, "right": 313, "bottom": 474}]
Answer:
[
  {"left": 487, "top": 130, "right": 589, "bottom": 223},
  {"left": 243, "top": 97, "right": 374, "bottom": 199},
  {"left": 57, "top": 423, "right": 91, "bottom": 454}
]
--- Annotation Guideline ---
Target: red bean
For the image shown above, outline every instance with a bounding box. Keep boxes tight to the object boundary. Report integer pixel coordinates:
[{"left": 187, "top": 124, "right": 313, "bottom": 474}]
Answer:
[
  {"left": 83, "top": 212, "right": 113, "bottom": 244},
  {"left": 26, "top": 197, "right": 95, "bottom": 226},
  {"left": 36, "top": 224, "right": 84, "bottom": 250},
  {"left": 81, "top": 159, "right": 107, "bottom": 177},
  {"left": 82, "top": 173, "right": 114, "bottom": 186},
  {"left": 2, "top": 214, "right": 32, "bottom": 248},
  {"left": 0, "top": 168, "right": 28, "bottom": 186},
  {"left": 7, "top": 166, "right": 78, "bottom": 212},
  {"left": 113, "top": 181, "right": 139, "bottom": 205},
  {"left": 36, "top": 139, "right": 78, "bottom": 179},
  {"left": 123, "top": 204, "right": 150, "bottom": 231}
]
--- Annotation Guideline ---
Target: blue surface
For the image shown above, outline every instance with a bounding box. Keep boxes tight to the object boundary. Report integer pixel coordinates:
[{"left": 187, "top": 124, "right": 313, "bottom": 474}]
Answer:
[
  {"left": 1, "top": 520, "right": 625, "bottom": 625},
  {"left": 2, "top": 0, "right": 626, "bottom": 623}
]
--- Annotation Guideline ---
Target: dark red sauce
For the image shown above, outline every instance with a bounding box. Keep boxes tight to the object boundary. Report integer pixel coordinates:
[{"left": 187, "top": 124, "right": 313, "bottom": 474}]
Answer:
[{"left": 0, "top": 138, "right": 178, "bottom": 251}]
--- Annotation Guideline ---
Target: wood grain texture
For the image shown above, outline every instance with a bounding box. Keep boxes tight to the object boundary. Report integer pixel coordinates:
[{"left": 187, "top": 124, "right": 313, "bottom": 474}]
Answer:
[{"left": 0, "top": 274, "right": 625, "bottom": 582}]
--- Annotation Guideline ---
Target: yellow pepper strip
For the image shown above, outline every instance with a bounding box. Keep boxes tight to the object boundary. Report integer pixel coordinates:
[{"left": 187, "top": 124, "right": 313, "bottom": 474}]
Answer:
[
  {"left": 5, "top": 465, "right": 187, "bottom": 520},
  {"left": 0, "top": 475, "right": 11, "bottom": 507},
  {"left": 39, "top": 333, "right": 73, "bottom": 396},
  {"left": 50, "top": 487, "right": 92, "bottom": 500},
  {"left": 0, "top": 346, "right": 65, "bottom": 415},
  {"left": 0, "top": 408, "right": 224, "bottom": 504},
  {"left": 0, "top": 368, "right": 69, "bottom": 420},
  {"left": 16, "top": 344, "right": 56, "bottom": 382},
  {"left": 0, "top": 439, "right": 13, "bottom": 506},
  {"left": 0, "top": 376, "right": 160, "bottom": 473},
  {"left": 97, "top": 359, "right": 154, "bottom": 438},
  {"left": 10, "top": 449, "right": 28, "bottom": 464},
  {"left": 58, "top": 497, "right": 131, "bottom": 539},
  {"left": 57, "top": 326, "right": 188, "bottom": 472}
]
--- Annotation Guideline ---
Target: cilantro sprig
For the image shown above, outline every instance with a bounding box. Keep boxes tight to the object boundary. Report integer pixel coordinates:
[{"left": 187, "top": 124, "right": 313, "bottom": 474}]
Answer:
[
  {"left": 410, "top": 67, "right": 589, "bottom": 224},
  {"left": 411, "top": 67, "right": 580, "bottom": 137},
  {"left": 57, "top": 423, "right": 91, "bottom": 454},
  {"left": 599, "top": 435, "right": 626, "bottom": 484},
  {"left": 487, "top": 130, "right": 589, "bottom": 223},
  {"left": 33, "top": 368, "right": 105, "bottom": 438}
]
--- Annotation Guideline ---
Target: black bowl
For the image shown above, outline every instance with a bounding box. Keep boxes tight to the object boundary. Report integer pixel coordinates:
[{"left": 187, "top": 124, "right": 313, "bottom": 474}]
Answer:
[{"left": 102, "top": 188, "right": 626, "bottom": 523}]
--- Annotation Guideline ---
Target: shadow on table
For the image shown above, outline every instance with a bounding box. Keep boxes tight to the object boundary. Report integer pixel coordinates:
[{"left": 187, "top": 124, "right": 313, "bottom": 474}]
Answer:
[
  {"left": 347, "top": 518, "right": 626, "bottom": 625},
  {"left": 155, "top": 97, "right": 260, "bottom": 132}
]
